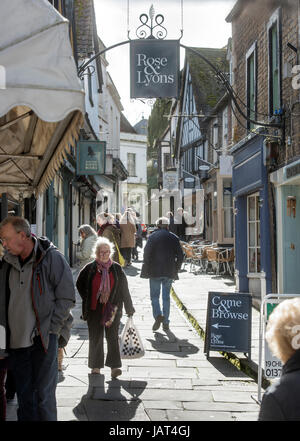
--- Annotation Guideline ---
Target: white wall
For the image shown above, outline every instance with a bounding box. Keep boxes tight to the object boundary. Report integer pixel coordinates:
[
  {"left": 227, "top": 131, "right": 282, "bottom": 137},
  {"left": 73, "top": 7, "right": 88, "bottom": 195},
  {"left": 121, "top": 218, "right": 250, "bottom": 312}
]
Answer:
[
  {"left": 120, "top": 132, "right": 147, "bottom": 184},
  {"left": 120, "top": 131, "right": 147, "bottom": 220}
]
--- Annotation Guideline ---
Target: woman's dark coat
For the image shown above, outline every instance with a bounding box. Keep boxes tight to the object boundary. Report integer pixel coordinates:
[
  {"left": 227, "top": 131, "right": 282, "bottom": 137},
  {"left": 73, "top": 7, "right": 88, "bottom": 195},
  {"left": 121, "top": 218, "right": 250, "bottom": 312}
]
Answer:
[
  {"left": 258, "top": 349, "right": 300, "bottom": 421},
  {"left": 76, "top": 261, "right": 135, "bottom": 320},
  {"left": 140, "top": 228, "right": 184, "bottom": 280}
]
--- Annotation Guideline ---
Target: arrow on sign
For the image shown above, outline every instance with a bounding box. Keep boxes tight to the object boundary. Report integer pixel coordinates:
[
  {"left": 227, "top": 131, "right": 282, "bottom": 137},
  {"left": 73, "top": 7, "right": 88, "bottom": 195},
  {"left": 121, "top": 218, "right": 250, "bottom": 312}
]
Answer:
[{"left": 212, "top": 323, "right": 230, "bottom": 329}]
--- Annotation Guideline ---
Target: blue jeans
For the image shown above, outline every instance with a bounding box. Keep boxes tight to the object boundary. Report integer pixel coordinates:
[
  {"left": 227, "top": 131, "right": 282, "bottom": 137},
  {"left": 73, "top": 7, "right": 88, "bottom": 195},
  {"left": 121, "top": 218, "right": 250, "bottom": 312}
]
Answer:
[
  {"left": 10, "top": 334, "right": 58, "bottom": 421},
  {"left": 149, "top": 277, "right": 173, "bottom": 325}
]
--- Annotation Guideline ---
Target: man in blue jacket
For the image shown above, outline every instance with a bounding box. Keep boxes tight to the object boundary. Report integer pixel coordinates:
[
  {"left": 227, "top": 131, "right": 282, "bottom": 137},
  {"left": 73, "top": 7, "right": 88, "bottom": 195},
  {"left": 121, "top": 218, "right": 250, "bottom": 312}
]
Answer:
[
  {"left": 0, "top": 216, "right": 75, "bottom": 421},
  {"left": 141, "top": 217, "right": 184, "bottom": 331}
]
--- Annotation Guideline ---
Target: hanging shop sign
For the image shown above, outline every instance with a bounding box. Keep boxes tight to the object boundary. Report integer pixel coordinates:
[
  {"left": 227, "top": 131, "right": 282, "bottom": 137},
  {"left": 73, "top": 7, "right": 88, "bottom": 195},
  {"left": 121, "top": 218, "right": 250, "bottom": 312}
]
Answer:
[
  {"left": 130, "top": 39, "right": 180, "bottom": 99},
  {"left": 204, "top": 292, "right": 252, "bottom": 358},
  {"left": 76, "top": 140, "right": 106, "bottom": 175}
]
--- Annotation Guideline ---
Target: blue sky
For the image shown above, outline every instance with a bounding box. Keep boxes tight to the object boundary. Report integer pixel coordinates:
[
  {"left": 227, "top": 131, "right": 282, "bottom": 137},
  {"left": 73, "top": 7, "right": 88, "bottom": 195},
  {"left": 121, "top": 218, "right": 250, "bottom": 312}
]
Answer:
[{"left": 94, "top": 0, "right": 236, "bottom": 126}]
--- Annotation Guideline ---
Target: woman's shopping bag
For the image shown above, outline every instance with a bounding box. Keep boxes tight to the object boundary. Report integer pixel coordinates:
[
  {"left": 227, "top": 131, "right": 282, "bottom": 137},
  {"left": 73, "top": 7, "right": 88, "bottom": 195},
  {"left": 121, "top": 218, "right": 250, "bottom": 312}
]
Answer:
[
  {"left": 114, "top": 241, "right": 125, "bottom": 267},
  {"left": 120, "top": 317, "right": 145, "bottom": 359}
]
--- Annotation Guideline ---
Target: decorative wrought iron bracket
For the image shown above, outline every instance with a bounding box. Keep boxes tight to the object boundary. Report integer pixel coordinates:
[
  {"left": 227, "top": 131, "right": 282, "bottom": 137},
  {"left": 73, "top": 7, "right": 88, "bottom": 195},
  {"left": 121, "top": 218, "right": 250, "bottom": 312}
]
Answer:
[{"left": 135, "top": 4, "right": 167, "bottom": 40}]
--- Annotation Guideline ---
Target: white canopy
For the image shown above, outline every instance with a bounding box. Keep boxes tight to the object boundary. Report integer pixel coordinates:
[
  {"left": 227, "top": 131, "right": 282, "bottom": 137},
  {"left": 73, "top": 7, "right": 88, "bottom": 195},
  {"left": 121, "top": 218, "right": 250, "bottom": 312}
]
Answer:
[{"left": 0, "top": 0, "right": 85, "bottom": 198}]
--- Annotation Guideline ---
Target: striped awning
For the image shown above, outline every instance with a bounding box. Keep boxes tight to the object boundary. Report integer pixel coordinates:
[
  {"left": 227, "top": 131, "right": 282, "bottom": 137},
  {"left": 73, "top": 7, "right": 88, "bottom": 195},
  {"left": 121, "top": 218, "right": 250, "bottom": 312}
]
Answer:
[{"left": 0, "top": 0, "right": 85, "bottom": 198}]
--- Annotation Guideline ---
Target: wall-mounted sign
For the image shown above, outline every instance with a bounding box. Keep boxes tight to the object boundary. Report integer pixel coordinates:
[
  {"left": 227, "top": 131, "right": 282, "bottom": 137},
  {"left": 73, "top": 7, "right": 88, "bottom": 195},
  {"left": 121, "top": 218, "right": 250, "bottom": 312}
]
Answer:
[
  {"left": 285, "top": 160, "right": 300, "bottom": 180},
  {"left": 204, "top": 292, "right": 252, "bottom": 358},
  {"left": 184, "top": 177, "right": 195, "bottom": 189},
  {"left": 130, "top": 39, "right": 180, "bottom": 99},
  {"left": 76, "top": 141, "right": 106, "bottom": 175}
]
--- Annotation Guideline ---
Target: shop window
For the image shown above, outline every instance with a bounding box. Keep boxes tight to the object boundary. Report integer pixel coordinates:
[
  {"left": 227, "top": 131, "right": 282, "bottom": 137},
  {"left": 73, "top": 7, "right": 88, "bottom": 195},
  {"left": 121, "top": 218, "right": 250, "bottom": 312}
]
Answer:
[
  {"left": 247, "top": 194, "right": 261, "bottom": 273},
  {"left": 223, "top": 180, "right": 233, "bottom": 238}
]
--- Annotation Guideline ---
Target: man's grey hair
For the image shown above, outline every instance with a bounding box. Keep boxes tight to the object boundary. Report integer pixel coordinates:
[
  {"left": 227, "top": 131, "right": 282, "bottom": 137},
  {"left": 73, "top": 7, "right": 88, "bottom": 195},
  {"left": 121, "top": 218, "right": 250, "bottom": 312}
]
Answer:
[
  {"left": 78, "top": 224, "right": 97, "bottom": 238},
  {"left": 0, "top": 216, "right": 31, "bottom": 237},
  {"left": 155, "top": 217, "right": 170, "bottom": 229}
]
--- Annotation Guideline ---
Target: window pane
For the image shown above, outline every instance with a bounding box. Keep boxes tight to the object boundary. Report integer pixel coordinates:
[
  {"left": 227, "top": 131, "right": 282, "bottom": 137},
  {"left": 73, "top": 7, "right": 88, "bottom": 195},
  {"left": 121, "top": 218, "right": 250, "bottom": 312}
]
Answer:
[
  {"left": 249, "top": 248, "right": 257, "bottom": 273},
  {"left": 224, "top": 208, "right": 233, "bottom": 237},
  {"left": 127, "top": 153, "right": 136, "bottom": 176},
  {"left": 249, "top": 223, "right": 256, "bottom": 247},
  {"left": 247, "top": 52, "right": 255, "bottom": 129},
  {"left": 270, "top": 24, "right": 280, "bottom": 113},
  {"left": 257, "top": 248, "right": 261, "bottom": 272},
  {"left": 257, "top": 221, "right": 260, "bottom": 243},
  {"left": 248, "top": 196, "right": 256, "bottom": 221}
]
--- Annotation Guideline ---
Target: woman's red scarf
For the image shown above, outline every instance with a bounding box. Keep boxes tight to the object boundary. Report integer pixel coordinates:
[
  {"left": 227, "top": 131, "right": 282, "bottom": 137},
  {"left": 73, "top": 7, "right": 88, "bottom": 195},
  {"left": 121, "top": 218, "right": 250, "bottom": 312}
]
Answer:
[{"left": 95, "top": 258, "right": 113, "bottom": 303}]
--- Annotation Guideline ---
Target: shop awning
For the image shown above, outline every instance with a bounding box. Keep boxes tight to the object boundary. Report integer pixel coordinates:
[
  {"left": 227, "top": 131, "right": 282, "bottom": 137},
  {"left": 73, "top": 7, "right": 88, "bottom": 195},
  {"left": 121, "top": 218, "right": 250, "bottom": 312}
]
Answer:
[{"left": 0, "top": 0, "right": 85, "bottom": 199}]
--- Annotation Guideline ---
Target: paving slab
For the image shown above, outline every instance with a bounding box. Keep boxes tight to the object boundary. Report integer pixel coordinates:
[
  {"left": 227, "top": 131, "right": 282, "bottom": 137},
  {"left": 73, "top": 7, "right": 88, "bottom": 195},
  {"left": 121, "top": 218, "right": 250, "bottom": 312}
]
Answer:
[{"left": 6, "top": 261, "right": 261, "bottom": 421}]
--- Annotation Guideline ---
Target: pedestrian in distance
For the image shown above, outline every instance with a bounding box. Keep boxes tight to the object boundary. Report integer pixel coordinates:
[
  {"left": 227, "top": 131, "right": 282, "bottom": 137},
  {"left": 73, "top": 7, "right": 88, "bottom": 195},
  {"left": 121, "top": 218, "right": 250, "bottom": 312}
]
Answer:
[
  {"left": 166, "top": 211, "right": 178, "bottom": 236},
  {"left": 119, "top": 209, "right": 136, "bottom": 266},
  {"left": 76, "top": 237, "right": 135, "bottom": 379},
  {"left": 140, "top": 217, "right": 184, "bottom": 332},
  {"left": 76, "top": 224, "right": 97, "bottom": 268},
  {"left": 132, "top": 211, "right": 143, "bottom": 262},
  {"left": 0, "top": 216, "right": 75, "bottom": 421},
  {"left": 97, "top": 212, "right": 122, "bottom": 265},
  {"left": 258, "top": 298, "right": 300, "bottom": 421}
]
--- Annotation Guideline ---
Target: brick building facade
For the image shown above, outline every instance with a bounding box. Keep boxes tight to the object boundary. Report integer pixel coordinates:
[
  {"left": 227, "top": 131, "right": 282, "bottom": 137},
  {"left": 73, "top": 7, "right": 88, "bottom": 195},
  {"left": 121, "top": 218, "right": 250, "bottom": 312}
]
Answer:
[{"left": 227, "top": 0, "right": 300, "bottom": 300}]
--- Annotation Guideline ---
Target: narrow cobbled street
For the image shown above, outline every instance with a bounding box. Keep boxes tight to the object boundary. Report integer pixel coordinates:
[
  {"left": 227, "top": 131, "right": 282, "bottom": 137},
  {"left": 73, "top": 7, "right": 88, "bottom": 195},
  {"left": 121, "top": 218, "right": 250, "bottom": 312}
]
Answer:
[{"left": 6, "top": 260, "right": 261, "bottom": 422}]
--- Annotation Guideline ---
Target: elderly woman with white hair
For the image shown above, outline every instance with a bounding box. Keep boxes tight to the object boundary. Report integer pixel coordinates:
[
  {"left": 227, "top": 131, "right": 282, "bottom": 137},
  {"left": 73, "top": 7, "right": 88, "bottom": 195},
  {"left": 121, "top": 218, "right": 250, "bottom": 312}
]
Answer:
[
  {"left": 258, "top": 298, "right": 300, "bottom": 421},
  {"left": 76, "top": 224, "right": 97, "bottom": 268},
  {"left": 76, "top": 237, "right": 135, "bottom": 378}
]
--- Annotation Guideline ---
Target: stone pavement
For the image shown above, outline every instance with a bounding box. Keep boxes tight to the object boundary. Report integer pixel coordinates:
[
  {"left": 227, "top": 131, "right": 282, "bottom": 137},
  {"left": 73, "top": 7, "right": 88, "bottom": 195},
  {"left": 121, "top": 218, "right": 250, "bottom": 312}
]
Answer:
[
  {"left": 7, "top": 259, "right": 262, "bottom": 422},
  {"left": 171, "top": 266, "right": 263, "bottom": 385}
]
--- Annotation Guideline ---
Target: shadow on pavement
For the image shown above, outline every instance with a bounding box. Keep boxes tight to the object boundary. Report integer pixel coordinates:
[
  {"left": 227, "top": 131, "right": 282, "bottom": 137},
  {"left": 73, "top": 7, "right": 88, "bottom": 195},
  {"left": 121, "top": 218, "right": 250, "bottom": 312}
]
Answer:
[
  {"left": 72, "top": 375, "right": 148, "bottom": 421},
  {"left": 146, "top": 330, "right": 199, "bottom": 358},
  {"left": 206, "top": 356, "right": 250, "bottom": 378},
  {"left": 123, "top": 265, "right": 140, "bottom": 277}
]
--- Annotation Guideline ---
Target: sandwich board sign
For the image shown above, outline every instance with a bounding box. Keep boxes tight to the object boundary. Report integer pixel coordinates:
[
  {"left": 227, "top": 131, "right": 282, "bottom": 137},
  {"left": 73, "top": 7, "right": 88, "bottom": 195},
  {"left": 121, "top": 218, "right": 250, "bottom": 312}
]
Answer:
[{"left": 204, "top": 292, "right": 252, "bottom": 358}]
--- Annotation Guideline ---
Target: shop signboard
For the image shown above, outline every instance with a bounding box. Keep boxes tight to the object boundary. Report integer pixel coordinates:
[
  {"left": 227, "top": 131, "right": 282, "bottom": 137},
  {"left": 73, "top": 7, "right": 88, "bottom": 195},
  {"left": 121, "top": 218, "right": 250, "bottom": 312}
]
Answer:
[
  {"left": 76, "top": 140, "right": 106, "bottom": 175},
  {"left": 204, "top": 292, "right": 252, "bottom": 358},
  {"left": 130, "top": 39, "right": 180, "bottom": 98}
]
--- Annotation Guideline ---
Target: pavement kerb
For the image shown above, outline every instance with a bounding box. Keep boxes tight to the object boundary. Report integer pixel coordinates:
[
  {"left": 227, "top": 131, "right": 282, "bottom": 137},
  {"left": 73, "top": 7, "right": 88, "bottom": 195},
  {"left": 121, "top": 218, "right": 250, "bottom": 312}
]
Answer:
[{"left": 171, "top": 286, "right": 271, "bottom": 390}]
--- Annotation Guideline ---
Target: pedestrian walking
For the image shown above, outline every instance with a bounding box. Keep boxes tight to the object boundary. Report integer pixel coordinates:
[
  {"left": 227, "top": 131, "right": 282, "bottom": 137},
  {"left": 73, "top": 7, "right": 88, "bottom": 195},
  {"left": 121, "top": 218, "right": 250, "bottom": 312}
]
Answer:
[
  {"left": 119, "top": 210, "right": 136, "bottom": 266},
  {"left": 140, "top": 217, "right": 184, "bottom": 331},
  {"left": 258, "top": 298, "right": 300, "bottom": 421},
  {"left": 0, "top": 216, "right": 75, "bottom": 421},
  {"left": 166, "top": 211, "right": 178, "bottom": 236},
  {"left": 174, "top": 207, "right": 188, "bottom": 241},
  {"left": 76, "top": 237, "right": 135, "bottom": 379},
  {"left": 97, "top": 212, "right": 122, "bottom": 265},
  {"left": 132, "top": 212, "right": 143, "bottom": 261},
  {"left": 76, "top": 224, "right": 97, "bottom": 268}
]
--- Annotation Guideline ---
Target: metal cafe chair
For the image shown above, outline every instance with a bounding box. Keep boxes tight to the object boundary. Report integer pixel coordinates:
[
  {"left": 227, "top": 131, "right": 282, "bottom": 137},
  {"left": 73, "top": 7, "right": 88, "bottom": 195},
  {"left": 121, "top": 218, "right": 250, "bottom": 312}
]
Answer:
[{"left": 180, "top": 242, "right": 203, "bottom": 273}]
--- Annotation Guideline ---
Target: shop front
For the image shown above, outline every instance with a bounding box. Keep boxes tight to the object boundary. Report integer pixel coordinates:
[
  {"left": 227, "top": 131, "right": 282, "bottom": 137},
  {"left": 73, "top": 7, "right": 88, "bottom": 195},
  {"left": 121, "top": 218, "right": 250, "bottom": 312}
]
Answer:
[
  {"left": 231, "top": 134, "right": 272, "bottom": 302},
  {"left": 270, "top": 159, "right": 300, "bottom": 294}
]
